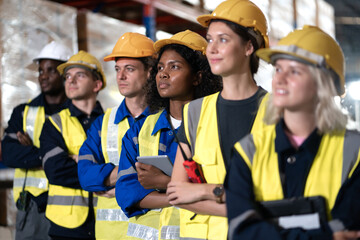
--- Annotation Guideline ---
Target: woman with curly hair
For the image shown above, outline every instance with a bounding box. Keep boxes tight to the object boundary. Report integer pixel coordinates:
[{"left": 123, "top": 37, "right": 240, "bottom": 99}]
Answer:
[{"left": 115, "top": 30, "right": 221, "bottom": 240}]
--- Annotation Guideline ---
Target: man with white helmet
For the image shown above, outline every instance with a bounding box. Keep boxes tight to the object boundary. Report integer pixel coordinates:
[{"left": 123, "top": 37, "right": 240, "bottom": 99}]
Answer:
[
  {"left": 39, "top": 50, "right": 105, "bottom": 239},
  {"left": 2, "top": 41, "right": 72, "bottom": 240}
]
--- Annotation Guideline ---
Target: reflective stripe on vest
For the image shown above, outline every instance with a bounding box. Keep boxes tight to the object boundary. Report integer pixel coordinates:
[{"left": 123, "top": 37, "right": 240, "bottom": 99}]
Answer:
[
  {"left": 181, "top": 92, "right": 269, "bottom": 239},
  {"left": 97, "top": 107, "right": 131, "bottom": 239},
  {"left": 13, "top": 105, "right": 48, "bottom": 203},
  {"left": 46, "top": 109, "right": 90, "bottom": 229},
  {"left": 137, "top": 110, "right": 180, "bottom": 240},
  {"left": 127, "top": 222, "right": 158, "bottom": 240},
  {"left": 101, "top": 107, "right": 130, "bottom": 165},
  {"left": 234, "top": 128, "right": 360, "bottom": 214},
  {"left": 13, "top": 177, "right": 47, "bottom": 190}
]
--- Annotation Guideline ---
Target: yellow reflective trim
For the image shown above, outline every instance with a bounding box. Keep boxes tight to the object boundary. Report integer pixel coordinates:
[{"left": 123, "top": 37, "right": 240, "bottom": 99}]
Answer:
[
  {"left": 234, "top": 142, "right": 252, "bottom": 170},
  {"left": 138, "top": 110, "right": 163, "bottom": 156}
]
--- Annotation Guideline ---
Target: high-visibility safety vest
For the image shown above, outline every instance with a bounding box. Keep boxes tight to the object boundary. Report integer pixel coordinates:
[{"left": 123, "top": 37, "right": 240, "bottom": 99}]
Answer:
[
  {"left": 130, "top": 110, "right": 180, "bottom": 240},
  {"left": 13, "top": 105, "right": 48, "bottom": 203},
  {"left": 181, "top": 92, "right": 269, "bottom": 240},
  {"left": 234, "top": 127, "right": 360, "bottom": 216},
  {"left": 45, "top": 109, "right": 91, "bottom": 229},
  {"left": 96, "top": 107, "right": 130, "bottom": 240}
]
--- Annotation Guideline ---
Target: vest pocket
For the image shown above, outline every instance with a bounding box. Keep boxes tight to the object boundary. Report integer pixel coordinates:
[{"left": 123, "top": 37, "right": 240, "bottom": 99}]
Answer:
[
  {"left": 180, "top": 209, "right": 209, "bottom": 239},
  {"left": 193, "top": 148, "right": 222, "bottom": 183}
]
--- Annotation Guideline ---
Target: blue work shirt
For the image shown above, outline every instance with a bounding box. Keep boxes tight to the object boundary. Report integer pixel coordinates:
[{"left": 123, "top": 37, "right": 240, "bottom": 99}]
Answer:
[
  {"left": 116, "top": 109, "right": 178, "bottom": 218},
  {"left": 78, "top": 100, "right": 150, "bottom": 192},
  {"left": 225, "top": 120, "right": 360, "bottom": 240}
]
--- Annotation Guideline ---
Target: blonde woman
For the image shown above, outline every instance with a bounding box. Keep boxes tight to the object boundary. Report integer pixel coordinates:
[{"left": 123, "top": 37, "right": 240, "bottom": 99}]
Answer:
[{"left": 226, "top": 25, "right": 360, "bottom": 240}]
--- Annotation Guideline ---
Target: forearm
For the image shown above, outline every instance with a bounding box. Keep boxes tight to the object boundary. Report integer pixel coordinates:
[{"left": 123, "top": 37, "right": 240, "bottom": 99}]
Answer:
[
  {"left": 44, "top": 154, "right": 82, "bottom": 188},
  {"left": 41, "top": 121, "right": 81, "bottom": 188},
  {"left": 104, "top": 166, "right": 118, "bottom": 187},
  {"left": 2, "top": 134, "right": 42, "bottom": 168},
  {"left": 176, "top": 200, "right": 226, "bottom": 216},
  {"left": 138, "top": 191, "right": 171, "bottom": 209},
  {"left": 78, "top": 160, "right": 115, "bottom": 191}
]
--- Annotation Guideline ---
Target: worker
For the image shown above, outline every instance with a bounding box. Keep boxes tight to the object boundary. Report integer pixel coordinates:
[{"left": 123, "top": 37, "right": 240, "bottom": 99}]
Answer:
[
  {"left": 2, "top": 41, "right": 71, "bottom": 240},
  {"left": 225, "top": 25, "right": 360, "bottom": 240},
  {"left": 116, "top": 30, "right": 222, "bottom": 239},
  {"left": 166, "top": 0, "right": 269, "bottom": 239},
  {"left": 39, "top": 51, "right": 105, "bottom": 239},
  {"left": 77, "top": 32, "right": 155, "bottom": 240}
]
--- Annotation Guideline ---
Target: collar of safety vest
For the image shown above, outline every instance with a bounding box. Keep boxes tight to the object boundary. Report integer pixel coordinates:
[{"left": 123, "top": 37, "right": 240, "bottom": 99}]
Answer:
[{"left": 274, "top": 119, "right": 322, "bottom": 159}]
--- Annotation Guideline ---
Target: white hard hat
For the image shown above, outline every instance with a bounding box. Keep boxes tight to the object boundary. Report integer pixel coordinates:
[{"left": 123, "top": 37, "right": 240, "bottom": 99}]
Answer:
[{"left": 33, "top": 41, "right": 72, "bottom": 63}]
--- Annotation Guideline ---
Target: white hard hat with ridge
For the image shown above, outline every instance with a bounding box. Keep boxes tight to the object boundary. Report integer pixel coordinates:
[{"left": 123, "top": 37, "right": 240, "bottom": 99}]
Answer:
[{"left": 33, "top": 41, "right": 72, "bottom": 63}]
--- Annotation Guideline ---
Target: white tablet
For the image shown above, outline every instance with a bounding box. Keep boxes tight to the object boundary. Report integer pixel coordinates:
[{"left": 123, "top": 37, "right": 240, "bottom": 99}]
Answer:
[{"left": 136, "top": 155, "right": 173, "bottom": 176}]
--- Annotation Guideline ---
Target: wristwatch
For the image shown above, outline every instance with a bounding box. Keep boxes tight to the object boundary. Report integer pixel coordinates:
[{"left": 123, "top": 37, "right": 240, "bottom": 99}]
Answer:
[{"left": 213, "top": 185, "right": 224, "bottom": 203}]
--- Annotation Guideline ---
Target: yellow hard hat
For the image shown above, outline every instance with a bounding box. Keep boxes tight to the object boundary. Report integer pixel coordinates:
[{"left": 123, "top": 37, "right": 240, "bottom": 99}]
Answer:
[
  {"left": 197, "top": 0, "right": 269, "bottom": 48},
  {"left": 103, "top": 32, "right": 155, "bottom": 62},
  {"left": 256, "top": 25, "right": 345, "bottom": 95},
  {"left": 153, "top": 30, "right": 207, "bottom": 54},
  {"left": 58, "top": 50, "right": 107, "bottom": 90}
]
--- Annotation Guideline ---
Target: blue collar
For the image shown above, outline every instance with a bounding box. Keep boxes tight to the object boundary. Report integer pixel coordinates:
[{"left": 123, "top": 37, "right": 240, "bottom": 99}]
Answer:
[
  {"left": 151, "top": 109, "right": 173, "bottom": 136},
  {"left": 114, "top": 100, "right": 151, "bottom": 124}
]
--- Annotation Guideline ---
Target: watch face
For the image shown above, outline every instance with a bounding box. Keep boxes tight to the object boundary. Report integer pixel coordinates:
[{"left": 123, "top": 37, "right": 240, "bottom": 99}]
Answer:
[{"left": 213, "top": 186, "right": 224, "bottom": 196}]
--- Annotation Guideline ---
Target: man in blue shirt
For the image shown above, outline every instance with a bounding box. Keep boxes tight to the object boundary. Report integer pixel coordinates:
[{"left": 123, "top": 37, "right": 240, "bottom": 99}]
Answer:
[
  {"left": 2, "top": 41, "right": 72, "bottom": 240},
  {"left": 77, "top": 32, "right": 155, "bottom": 240},
  {"left": 39, "top": 51, "right": 105, "bottom": 240}
]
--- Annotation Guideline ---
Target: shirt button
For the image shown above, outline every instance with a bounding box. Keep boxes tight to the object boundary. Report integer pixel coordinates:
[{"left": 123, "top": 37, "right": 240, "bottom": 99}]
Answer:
[
  {"left": 168, "top": 131, "right": 173, "bottom": 136},
  {"left": 83, "top": 119, "right": 89, "bottom": 125},
  {"left": 287, "top": 156, "right": 296, "bottom": 164}
]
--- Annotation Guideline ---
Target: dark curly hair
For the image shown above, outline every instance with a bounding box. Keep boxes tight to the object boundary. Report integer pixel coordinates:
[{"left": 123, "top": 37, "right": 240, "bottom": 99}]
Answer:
[{"left": 145, "top": 44, "right": 222, "bottom": 113}]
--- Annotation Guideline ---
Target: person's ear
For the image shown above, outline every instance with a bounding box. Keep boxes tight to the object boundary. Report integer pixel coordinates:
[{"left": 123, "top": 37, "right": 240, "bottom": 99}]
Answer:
[
  {"left": 193, "top": 71, "right": 202, "bottom": 86},
  {"left": 245, "top": 40, "right": 254, "bottom": 57},
  {"left": 93, "top": 80, "right": 103, "bottom": 93}
]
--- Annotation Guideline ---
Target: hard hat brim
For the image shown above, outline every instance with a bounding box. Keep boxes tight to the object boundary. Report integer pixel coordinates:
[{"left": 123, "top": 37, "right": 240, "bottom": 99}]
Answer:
[
  {"left": 153, "top": 38, "right": 205, "bottom": 53},
  {"left": 256, "top": 47, "right": 345, "bottom": 95},
  {"left": 256, "top": 48, "right": 317, "bottom": 66},
  {"left": 33, "top": 57, "right": 67, "bottom": 64},
  {"left": 57, "top": 62, "right": 107, "bottom": 90},
  {"left": 57, "top": 62, "right": 97, "bottom": 75},
  {"left": 197, "top": 14, "right": 224, "bottom": 27},
  {"left": 103, "top": 50, "right": 154, "bottom": 62}
]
